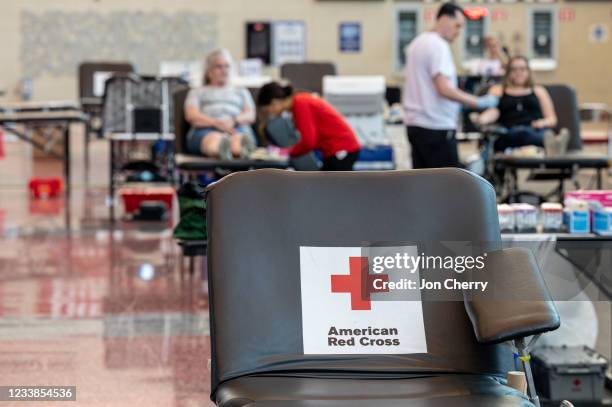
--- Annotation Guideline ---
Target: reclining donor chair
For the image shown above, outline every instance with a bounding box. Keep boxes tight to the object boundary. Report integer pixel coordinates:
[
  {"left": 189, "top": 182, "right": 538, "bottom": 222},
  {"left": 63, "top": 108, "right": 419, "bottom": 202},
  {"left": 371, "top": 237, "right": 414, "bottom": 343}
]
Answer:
[{"left": 206, "top": 168, "right": 560, "bottom": 406}]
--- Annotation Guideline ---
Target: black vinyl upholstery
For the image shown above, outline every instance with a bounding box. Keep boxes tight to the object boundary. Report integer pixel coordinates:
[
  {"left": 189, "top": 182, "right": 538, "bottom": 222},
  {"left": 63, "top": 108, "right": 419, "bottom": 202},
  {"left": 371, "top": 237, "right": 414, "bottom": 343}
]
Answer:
[
  {"left": 78, "top": 61, "right": 134, "bottom": 102},
  {"left": 280, "top": 62, "right": 337, "bottom": 95},
  {"left": 543, "top": 84, "right": 582, "bottom": 151},
  {"left": 464, "top": 247, "right": 560, "bottom": 344},
  {"left": 206, "top": 169, "right": 558, "bottom": 406},
  {"left": 173, "top": 86, "right": 191, "bottom": 155},
  {"left": 218, "top": 375, "right": 533, "bottom": 406}
]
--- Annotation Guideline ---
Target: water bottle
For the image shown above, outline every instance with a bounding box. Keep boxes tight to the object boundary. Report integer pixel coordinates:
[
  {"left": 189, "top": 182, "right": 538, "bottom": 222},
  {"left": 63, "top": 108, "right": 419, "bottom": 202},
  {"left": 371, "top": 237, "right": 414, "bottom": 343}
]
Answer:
[{"left": 21, "top": 77, "right": 33, "bottom": 101}]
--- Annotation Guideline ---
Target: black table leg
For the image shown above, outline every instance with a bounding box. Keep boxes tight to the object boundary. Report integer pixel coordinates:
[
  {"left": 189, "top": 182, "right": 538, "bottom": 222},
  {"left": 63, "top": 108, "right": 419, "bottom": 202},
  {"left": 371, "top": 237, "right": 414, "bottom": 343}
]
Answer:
[
  {"left": 109, "top": 139, "right": 115, "bottom": 222},
  {"left": 557, "top": 175, "right": 565, "bottom": 203},
  {"left": 84, "top": 121, "right": 90, "bottom": 184},
  {"left": 501, "top": 166, "right": 515, "bottom": 202},
  {"left": 597, "top": 168, "right": 603, "bottom": 189},
  {"left": 64, "top": 125, "right": 72, "bottom": 233},
  {"left": 64, "top": 125, "right": 71, "bottom": 191}
]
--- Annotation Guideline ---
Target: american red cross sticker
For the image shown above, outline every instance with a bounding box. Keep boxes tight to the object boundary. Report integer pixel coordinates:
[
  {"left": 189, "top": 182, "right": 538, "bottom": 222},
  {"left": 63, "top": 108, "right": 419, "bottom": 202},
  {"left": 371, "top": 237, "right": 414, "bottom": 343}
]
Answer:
[{"left": 331, "top": 256, "right": 389, "bottom": 311}]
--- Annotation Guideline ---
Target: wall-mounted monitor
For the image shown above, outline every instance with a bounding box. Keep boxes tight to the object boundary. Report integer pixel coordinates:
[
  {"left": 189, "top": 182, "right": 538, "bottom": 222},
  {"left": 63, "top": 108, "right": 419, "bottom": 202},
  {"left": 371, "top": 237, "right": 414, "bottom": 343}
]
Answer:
[{"left": 246, "top": 22, "right": 272, "bottom": 65}]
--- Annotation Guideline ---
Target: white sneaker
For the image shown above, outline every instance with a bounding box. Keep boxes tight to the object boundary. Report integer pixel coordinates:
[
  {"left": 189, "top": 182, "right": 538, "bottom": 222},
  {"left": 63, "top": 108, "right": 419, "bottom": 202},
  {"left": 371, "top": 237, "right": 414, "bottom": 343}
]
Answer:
[
  {"left": 544, "top": 128, "right": 570, "bottom": 157},
  {"left": 218, "top": 136, "right": 233, "bottom": 161},
  {"left": 240, "top": 135, "right": 256, "bottom": 159}
]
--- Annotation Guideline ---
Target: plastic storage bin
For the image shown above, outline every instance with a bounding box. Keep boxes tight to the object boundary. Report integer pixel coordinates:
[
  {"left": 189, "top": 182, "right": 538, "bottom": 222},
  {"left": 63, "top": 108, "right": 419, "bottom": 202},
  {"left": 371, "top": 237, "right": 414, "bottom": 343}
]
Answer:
[{"left": 532, "top": 345, "right": 608, "bottom": 403}]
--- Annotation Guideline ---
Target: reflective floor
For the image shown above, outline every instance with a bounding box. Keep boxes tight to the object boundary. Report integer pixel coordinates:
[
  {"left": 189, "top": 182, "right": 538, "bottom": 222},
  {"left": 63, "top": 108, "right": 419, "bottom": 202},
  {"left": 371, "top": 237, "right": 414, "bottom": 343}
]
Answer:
[{"left": 0, "top": 179, "right": 213, "bottom": 406}]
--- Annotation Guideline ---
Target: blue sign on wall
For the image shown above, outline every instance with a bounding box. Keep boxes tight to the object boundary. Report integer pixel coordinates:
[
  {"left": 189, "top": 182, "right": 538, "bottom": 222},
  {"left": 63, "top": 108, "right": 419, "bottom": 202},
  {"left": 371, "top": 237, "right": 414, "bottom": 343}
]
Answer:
[{"left": 339, "top": 22, "right": 361, "bottom": 53}]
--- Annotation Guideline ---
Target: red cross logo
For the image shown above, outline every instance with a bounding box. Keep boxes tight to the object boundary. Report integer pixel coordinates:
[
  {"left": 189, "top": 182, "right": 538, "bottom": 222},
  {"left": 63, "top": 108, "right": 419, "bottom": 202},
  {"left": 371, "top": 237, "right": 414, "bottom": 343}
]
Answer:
[{"left": 331, "top": 257, "right": 389, "bottom": 311}]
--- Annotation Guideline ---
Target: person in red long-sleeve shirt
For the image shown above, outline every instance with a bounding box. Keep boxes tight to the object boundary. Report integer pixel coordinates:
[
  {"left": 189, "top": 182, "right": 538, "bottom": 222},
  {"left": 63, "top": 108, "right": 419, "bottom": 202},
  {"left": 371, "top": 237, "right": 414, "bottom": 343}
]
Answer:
[{"left": 257, "top": 82, "right": 361, "bottom": 171}]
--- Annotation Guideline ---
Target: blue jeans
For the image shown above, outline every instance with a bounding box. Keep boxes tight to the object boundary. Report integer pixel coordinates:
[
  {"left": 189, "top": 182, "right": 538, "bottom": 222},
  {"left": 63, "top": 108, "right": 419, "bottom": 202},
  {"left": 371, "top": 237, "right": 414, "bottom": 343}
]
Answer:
[
  {"left": 493, "top": 126, "right": 547, "bottom": 153},
  {"left": 186, "top": 125, "right": 255, "bottom": 155}
]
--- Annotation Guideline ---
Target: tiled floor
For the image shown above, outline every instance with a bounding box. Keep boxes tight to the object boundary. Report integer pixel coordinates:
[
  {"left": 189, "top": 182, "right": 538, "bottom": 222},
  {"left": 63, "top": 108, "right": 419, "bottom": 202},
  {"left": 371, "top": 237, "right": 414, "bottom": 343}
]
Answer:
[{"left": 0, "top": 128, "right": 610, "bottom": 406}]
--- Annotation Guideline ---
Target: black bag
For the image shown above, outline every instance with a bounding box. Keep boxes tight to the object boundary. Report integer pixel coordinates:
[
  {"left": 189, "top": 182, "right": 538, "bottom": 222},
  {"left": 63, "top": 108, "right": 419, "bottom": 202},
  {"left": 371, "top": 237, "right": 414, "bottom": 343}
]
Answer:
[{"left": 133, "top": 201, "right": 167, "bottom": 221}]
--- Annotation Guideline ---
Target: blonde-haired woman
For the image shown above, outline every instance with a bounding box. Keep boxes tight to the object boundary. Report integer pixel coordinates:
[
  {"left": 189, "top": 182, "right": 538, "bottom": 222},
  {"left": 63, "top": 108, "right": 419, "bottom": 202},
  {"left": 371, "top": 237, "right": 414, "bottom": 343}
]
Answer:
[{"left": 184, "top": 49, "right": 256, "bottom": 159}]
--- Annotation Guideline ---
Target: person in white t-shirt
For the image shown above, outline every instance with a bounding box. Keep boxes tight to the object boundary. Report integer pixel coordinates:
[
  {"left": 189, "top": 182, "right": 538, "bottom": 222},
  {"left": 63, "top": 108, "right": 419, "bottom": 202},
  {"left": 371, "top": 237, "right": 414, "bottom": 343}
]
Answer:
[
  {"left": 184, "top": 49, "right": 256, "bottom": 160},
  {"left": 403, "top": 2, "right": 498, "bottom": 169},
  {"left": 468, "top": 36, "right": 506, "bottom": 77}
]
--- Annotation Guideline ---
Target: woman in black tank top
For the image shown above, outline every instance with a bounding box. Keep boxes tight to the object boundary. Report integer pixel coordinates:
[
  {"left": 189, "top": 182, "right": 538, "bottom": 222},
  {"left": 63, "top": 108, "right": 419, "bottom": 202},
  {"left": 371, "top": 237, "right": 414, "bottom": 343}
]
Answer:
[
  {"left": 471, "top": 56, "right": 558, "bottom": 152},
  {"left": 497, "top": 90, "right": 543, "bottom": 128}
]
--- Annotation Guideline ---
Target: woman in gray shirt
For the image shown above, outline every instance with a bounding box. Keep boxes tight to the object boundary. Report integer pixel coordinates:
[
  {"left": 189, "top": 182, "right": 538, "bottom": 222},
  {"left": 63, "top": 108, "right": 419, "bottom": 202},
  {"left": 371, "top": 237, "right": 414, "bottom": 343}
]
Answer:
[{"left": 184, "top": 49, "right": 256, "bottom": 159}]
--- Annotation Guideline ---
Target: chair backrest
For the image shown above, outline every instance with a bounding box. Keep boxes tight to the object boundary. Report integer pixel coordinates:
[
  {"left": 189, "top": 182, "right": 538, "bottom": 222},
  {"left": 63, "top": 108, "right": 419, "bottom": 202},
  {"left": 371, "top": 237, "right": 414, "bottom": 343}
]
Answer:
[
  {"left": 102, "top": 75, "right": 186, "bottom": 135},
  {"left": 544, "top": 84, "right": 582, "bottom": 151},
  {"left": 173, "top": 87, "right": 191, "bottom": 154},
  {"left": 78, "top": 61, "right": 134, "bottom": 102},
  {"left": 385, "top": 85, "right": 402, "bottom": 106},
  {"left": 206, "top": 168, "right": 509, "bottom": 396},
  {"left": 280, "top": 62, "right": 337, "bottom": 95}
]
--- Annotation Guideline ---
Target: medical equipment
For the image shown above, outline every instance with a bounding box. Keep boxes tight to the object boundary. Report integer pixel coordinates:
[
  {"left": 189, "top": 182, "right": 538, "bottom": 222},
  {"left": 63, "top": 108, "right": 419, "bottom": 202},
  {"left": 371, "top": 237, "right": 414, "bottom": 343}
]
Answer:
[
  {"left": 497, "top": 204, "right": 516, "bottom": 232},
  {"left": 541, "top": 203, "right": 563, "bottom": 232},
  {"left": 532, "top": 345, "right": 608, "bottom": 403},
  {"left": 563, "top": 200, "right": 591, "bottom": 233},
  {"left": 511, "top": 203, "right": 538, "bottom": 232},
  {"left": 323, "top": 75, "right": 387, "bottom": 147}
]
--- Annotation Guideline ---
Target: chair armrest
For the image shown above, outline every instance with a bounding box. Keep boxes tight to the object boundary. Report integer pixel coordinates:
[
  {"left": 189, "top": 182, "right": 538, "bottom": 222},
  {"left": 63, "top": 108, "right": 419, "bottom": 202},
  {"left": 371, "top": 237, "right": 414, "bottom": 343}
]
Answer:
[{"left": 464, "top": 247, "right": 560, "bottom": 344}]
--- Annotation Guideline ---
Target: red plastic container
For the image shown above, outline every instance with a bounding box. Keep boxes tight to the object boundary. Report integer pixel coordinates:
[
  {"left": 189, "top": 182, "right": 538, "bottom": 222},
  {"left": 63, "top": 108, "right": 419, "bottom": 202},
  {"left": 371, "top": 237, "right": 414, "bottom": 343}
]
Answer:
[
  {"left": 28, "top": 177, "right": 63, "bottom": 198},
  {"left": 118, "top": 185, "right": 175, "bottom": 214}
]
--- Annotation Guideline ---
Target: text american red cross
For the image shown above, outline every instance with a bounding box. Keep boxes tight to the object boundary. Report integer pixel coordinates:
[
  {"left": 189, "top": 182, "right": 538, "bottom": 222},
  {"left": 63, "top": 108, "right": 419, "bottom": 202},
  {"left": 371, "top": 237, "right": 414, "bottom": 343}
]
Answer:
[{"left": 331, "top": 256, "right": 389, "bottom": 311}]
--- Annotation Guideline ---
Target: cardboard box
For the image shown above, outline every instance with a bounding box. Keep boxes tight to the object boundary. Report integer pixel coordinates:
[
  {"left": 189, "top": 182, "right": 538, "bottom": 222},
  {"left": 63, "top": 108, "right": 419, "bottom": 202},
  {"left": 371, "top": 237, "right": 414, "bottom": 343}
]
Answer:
[
  {"left": 593, "top": 208, "right": 612, "bottom": 234},
  {"left": 563, "top": 209, "right": 590, "bottom": 233},
  {"left": 564, "top": 190, "right": 612, "bottom": 208}
]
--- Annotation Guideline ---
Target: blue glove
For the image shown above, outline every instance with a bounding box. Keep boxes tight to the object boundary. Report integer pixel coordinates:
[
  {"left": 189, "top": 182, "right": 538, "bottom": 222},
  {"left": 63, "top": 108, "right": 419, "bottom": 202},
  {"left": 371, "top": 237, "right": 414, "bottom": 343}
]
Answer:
[{"left": 476, "top": 94, "right": 499, "bottom": 110}]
